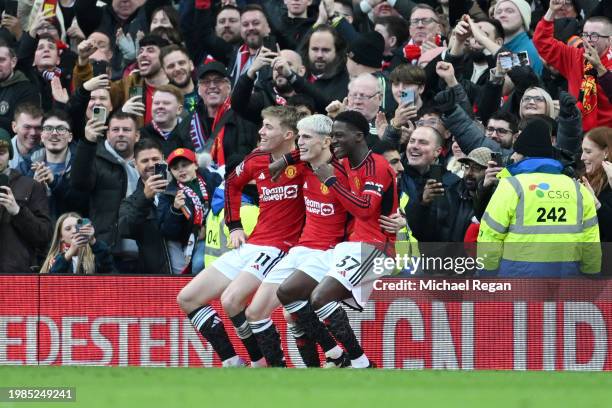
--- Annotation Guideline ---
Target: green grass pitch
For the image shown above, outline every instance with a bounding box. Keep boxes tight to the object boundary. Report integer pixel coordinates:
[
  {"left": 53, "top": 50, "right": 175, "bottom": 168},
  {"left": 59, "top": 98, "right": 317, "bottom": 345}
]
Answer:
[{"left": 1, "top": 366, "right": 611, "bottom": 408}]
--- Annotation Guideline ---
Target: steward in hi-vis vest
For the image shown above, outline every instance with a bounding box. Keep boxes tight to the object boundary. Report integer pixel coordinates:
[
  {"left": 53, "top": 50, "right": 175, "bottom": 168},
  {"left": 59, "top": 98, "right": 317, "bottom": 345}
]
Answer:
[
  {"left": 204, "top": 184, "right": 259, "bottom": 267},
  {"left": 478, "top": 119, "right": 601, "bottom": 277}
]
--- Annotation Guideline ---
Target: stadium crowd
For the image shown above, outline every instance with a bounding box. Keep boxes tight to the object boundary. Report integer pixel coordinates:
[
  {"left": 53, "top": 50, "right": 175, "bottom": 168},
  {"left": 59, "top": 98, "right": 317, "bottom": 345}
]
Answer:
[
  {"left": 0, "top": 0, "right": 610, "bottom": 277},
  {"left": 0, "top": 0, "right": 612, "bottom": 370}
]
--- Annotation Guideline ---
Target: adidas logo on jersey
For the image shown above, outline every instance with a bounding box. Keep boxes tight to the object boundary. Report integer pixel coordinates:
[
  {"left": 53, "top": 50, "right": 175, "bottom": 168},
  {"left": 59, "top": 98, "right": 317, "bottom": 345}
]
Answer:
[{"left": 258, "top": 172, "right": 266, "bottom": 180}]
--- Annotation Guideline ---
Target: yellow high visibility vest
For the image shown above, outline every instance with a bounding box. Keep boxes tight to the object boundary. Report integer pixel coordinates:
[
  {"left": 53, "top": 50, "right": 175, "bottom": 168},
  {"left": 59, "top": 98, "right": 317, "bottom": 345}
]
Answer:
[
  {"left": 395, "top": 192, "right": 421, "bottom": 268},
  {"left": 478, "top": 172, "right": 601, "bottom": 274},
  {"left": 204, "top": 204, "right": 260, "bottom": 266}
]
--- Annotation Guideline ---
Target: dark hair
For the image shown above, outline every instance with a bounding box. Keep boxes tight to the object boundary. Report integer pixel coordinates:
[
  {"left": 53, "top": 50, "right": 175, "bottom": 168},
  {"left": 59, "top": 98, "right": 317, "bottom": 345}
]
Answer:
[
  {"left": 518, "top": 114, "right": 557, "bottom": 135},
  {"left": 335, "top": 110, "right": 370, "bottom": 137},
  {"left": 151, "top": 5, "right": 181, "bottom": 30},
  {"left": 151, "top": 26, "right": 183, "bottom": 46},
  {"left": 372, "top": 139, "right": 399, "bottom": 155},
  {"left": 473, "top": 18, "right": 505, "bottom": 41},
  {"left": 389, "top": 63, "right": 426, "bottom": 85},
  {"left": 300, "top": 25, "right": 347, "bottom": 71},
  {"left": 488, "top": 111, "right": 518, "bottom": 133},
  {"left": 417, "top": 105, "right": 442, "bottom": 119},
  {"left": 108, "top": 111, "right": 138, "bottom": 127},
  {"left": 0, "top": 39, "right": 16, "bottom": 58},
  {"left": 43, "top": 108, "right": 72, "bottom": 129},
  {"left": 241, "top": 4, "right": 268, "bottom": 20},
  {"left": 134, "top": 138, "right": 163, "bottom": 159},
  {"left": 334, "top": 0, "right": 353, "bottom": 15},
  {"left": 139, "top": 34, "right": 170, "bottom": 49},
  {"left": 286, "top": 94, "right": 316, "bottom": 114},
  {"left": 160, "top": 44, "right": 189, "bottom": 65},
  {"left": 215, "top": 4, "right": 240, "bottom": 20},
  {"left": 36, "top": 33, "right": 57, "bottom": 45},
  {"left": 375, "top": 16, "right": 410, "bottom": 47}
]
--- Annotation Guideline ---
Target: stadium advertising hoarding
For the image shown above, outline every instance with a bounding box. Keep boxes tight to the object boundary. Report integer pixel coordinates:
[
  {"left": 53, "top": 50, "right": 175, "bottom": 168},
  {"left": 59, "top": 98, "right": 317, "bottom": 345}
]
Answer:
[{"left": 0, "top": 275, "right": 611, "bottom": 370}]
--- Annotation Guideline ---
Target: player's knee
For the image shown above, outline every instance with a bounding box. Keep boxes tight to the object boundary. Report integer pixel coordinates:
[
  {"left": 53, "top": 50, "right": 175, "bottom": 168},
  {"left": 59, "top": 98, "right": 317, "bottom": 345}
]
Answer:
[
  {"left": 310, "top": 288, "right": 328, "bottom": 311},
  {"left": 176, "top": 288, "right": 194, "bottom": 312},
  {"left": 244, "top": 304, "right": 260, "bottom": 322},
  {"left": 276, "top": 284, "right": 292, "bottom": 305},
  {"left": 220, "top": 289, "right": 243, "bottom": 316}
]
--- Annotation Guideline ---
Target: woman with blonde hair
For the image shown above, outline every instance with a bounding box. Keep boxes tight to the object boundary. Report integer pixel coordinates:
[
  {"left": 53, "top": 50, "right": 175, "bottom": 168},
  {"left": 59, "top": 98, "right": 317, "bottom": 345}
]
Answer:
[
  {"left": 519, "top": 86, "right": 557, "bottom": 119},
  {"left": 41, "top": 212, "right": 114, "bottom": 274}
]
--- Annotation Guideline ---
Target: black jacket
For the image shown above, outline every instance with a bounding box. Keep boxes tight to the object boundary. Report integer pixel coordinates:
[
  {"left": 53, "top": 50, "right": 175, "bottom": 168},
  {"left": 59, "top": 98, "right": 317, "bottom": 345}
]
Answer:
[
  {"left": 402, "top": 165, "right": 473, "bottom": 242},
  {"left": 195, "top": 101, "right": 259, "bottom": 176},
  {"left": 156, "top": 169, "right": 222, "bottom": 273},
  {"left": 139, "top": 118, "right": 195, "bottom": 158},
  {"left": 71, "top": 138, "right": 128, "bottom": 254},
  {"left": 0, "top": 70, "right": 40, "bottom": 133},
  {"left": 0, "top": 169, "right": 52, "bottom": 273},
  {"left": 118, "top": 180, "right": 172, "bottom": 274}
]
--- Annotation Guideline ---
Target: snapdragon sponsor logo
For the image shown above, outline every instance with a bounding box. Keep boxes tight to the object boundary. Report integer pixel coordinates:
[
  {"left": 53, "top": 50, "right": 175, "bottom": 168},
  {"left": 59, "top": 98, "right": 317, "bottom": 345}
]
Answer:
[{"left": 372, "top": 254, "right": 486, "bottom": 275}]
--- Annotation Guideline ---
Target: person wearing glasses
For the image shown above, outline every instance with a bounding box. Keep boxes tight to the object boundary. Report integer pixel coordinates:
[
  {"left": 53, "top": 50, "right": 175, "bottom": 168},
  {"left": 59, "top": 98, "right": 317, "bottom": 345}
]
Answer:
[
  {"left": 534, "top": 1, "right": 612, "bottom": 130},
  {"left": 18, "top": 109, "right": 87, "bottom": 222}
]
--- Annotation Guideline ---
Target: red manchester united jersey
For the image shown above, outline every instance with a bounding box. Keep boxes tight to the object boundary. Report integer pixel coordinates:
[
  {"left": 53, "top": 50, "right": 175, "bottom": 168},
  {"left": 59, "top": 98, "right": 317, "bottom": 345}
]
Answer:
[
  {"left": 298, "top": 166, "right": 350, "bottom": 250},
  {"left": 225, "top": 149, "right": 305, "bottom": 252},
  {"left": 326, "top": 152, "right": 398, "bottom": 247}
]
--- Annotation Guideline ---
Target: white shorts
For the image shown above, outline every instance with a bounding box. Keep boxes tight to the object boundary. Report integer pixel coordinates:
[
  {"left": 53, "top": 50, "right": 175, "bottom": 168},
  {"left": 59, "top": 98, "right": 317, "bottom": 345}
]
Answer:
[
  {"left": 263, "top": 246, "right": 332, "bottom": 285},
  {"left": 328, "top": 242, "right": 393, "bottom": 310},
  {"left": 212, "top": 243, "right": 286, "bottom": 281}
]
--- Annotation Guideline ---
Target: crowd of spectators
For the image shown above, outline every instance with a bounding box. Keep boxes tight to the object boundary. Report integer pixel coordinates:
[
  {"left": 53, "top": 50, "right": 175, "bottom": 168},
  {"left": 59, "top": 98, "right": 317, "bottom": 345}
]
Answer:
[{"left": 0, "top": 0, "right": 610, "bottom": 275}]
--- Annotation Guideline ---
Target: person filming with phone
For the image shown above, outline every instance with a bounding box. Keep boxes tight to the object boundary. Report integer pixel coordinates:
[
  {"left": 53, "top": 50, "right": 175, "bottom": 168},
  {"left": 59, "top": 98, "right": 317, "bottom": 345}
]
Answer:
[
  {"left": 0, "top": 128, "right": 52, "bottom": 273},
  {"left": 119, "top": 138, "right": 175, "bottom": 274},
  {"left": 71, "top": 111, "right": 142, "bottom": 273},
  {"left": 157, "top": 148, "right": 221, "bottom": 274},
  {"left": 402, "top": 125, "right": 476, "bottom": 244},
  {"left": 40, "top": 213, "right": 114, "bottom": 274}
]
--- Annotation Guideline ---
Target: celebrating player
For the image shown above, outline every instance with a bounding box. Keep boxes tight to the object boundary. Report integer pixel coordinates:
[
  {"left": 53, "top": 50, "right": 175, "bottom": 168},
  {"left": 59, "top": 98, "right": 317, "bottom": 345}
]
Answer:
[
  {"left": 245, "top": 114, "right": 350, "bottom": 367},
  {"left": 176, "top": 106, "right": 305, "bottom": 367},
  {"left": 279, "top": 110, "right": 399, "bottom": 368}
]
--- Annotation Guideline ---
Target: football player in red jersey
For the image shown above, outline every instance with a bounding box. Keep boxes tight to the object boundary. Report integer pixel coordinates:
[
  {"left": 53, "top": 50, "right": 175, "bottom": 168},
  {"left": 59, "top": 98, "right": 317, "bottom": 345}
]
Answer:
[
  {"left": 244, "top": 114, "right": 350, "bottom": 367},
  {"left": 281, "top": 110, "right": 399, "bottom": 368},
  {"left": 176, "top": 106, "right": 306, "bottom": 367}
]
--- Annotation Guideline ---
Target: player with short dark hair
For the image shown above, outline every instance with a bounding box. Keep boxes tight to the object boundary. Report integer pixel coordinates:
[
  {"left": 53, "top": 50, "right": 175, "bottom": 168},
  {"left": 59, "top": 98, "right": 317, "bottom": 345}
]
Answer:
[{"left": 278, "top": 110, "right": 399, "bottom": 368}]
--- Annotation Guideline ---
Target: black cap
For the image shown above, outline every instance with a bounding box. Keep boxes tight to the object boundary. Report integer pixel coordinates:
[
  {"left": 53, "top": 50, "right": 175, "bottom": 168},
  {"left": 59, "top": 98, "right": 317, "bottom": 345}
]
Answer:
[
  {"left": 513, "top": 118, "right": 554, "bottom": 159},
  {"left": 197, "top": 61, "right": 229, "bottom": 79},
  {"left": 347, "top": 31, "right": 385, "bottom": 69}
]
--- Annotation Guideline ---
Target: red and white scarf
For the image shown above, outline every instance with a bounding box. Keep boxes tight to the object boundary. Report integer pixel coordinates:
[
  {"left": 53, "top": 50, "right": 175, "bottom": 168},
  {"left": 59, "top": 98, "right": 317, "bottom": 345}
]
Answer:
[{"left": 178, "top": 174, "right": 208, "bottom": 227}]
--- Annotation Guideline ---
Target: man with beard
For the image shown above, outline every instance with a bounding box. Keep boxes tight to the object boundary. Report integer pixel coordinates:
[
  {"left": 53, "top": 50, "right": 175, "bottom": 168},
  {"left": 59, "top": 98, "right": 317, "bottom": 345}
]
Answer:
[
  {"left": 119, "top": 138, "right": 173, "bottom": 274},
  {"left": 215, "top": 6, "right": 242, "bottom": 45},
  {"left": 71, "top": 111, "right": 142, "bottom": 273},
  {"left": 446, "top": 16, "right": 505, "bottom": 86},
  {"left": 231, "top": 48, "right": 310, "bottom": 124},
  {"left": 191, "top": 3, "right": 271, "bottom": 86},
  {"left": 139, "top": 84, "right": 194, "bottom": 157},
  {"left": 74, "top": 34, "right": 170, "bottom": 126},
  {"left": 0, "top": 41, "right": 40, "bottom": 134},
  {"left": 194, "top": 61, "right": 258, "bottom": 174},
  {"left": 161, "top": 45, "right": 197, "bottom": 114},
  {"left": 74, "top": 0, "right": 164, "bottom": 79},
  {"left": 301, "top": 25, "right": 350, "bottom": 104}
]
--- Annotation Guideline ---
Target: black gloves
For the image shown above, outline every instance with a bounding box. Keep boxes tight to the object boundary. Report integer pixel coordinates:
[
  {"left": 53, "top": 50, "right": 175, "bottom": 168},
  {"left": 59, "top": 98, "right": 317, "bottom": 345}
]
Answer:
[
  {"left": 433, "top": 88, "right": 456, "bottom": 114},
  {"left": 558, "top": 91, "right": 579, "bottom": 118}
]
